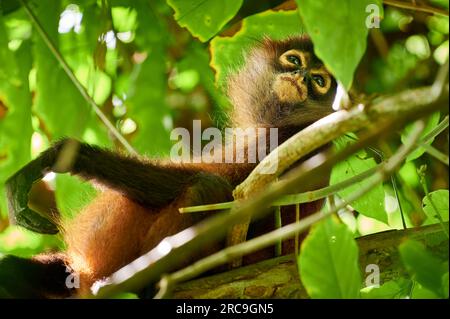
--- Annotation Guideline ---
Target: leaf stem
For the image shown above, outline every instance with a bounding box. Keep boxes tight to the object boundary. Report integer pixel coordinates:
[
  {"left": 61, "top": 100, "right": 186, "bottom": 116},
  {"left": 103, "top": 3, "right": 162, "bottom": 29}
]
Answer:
[{"left": 423, "top": 144, "right": 449, "bottom": 165}]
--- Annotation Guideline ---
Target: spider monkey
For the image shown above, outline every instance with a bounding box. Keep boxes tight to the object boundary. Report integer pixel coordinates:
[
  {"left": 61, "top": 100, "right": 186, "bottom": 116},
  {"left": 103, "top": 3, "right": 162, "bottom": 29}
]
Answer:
[{"left": 4, "top": 35, "right": 337, "bottom": 298}]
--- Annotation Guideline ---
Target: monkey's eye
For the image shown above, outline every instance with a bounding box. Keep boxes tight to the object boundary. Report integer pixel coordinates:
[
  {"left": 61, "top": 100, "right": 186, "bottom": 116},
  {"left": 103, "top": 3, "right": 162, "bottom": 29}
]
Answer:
[
  {"left": 286, "top": 55, "right": 301, "bottom": 66},
  {"left": 312, "top": 74, "right": 325, "bottom": 87}
]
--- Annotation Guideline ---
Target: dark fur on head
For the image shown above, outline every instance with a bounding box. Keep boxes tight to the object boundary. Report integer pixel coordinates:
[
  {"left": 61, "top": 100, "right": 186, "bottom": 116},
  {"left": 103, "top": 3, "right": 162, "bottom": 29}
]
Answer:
[{"left": 228, "top": 35, "right": 337, "bottom": 131}]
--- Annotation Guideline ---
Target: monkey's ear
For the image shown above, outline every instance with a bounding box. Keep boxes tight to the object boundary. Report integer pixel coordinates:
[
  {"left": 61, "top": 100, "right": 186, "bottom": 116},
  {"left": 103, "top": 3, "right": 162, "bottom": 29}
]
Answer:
[{"left": 0, "top": 254, "right": 71, "bottom": 298}]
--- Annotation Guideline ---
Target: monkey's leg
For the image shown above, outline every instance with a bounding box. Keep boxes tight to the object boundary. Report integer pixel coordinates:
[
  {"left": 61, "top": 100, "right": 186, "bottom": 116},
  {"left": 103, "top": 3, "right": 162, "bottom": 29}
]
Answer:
[{"left": 6, "top": 138, "right": 232, "bottom": 234}]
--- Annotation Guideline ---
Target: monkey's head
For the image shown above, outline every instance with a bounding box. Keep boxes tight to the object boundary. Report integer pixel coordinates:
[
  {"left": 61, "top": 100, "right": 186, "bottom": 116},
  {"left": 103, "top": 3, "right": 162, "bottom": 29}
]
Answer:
[{"left": 228, "top": 35, "right": 337, "bottom": 130}]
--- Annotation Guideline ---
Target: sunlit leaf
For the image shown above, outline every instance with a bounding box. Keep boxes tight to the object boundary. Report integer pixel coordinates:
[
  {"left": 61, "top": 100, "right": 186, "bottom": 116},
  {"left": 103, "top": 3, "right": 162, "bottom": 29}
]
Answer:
[
  {"left": 298, "top": 216, "right": 361, "bottom": 298},
  {"left": 55, "top": 175, "right": 97, "bottom": 220},
  {"left": 0, "top": 17, "right": 33, "bottom": 218},
  {"left": 0, "top": 226, "right": 62, "bottom": 257},
  {"left": 210, "top": 8, "right": 303, "bottom": 88},
  {"left": 167, "top": 0, "right": 243, "bottom": 42},
  {"left": 32, "top": 0, "right": 90, "bottom": 138}
]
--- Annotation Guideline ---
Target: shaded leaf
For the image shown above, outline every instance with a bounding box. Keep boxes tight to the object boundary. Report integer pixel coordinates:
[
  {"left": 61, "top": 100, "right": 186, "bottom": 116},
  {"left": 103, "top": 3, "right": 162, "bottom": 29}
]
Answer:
[
  {"left": 402, "top": 112, "right": 440, "bottom": 161},
  {"left": 360, "top": 279, "right": 411, "bottom": 299},
  {"left": 331, "top": 137, "right": 388, "bottom": 224},
  {"left": 399, "top": 239, "right": 446, "bottom": 298},
  {"left": 296, "top": 0, "right": 382, "bottom": 88}
]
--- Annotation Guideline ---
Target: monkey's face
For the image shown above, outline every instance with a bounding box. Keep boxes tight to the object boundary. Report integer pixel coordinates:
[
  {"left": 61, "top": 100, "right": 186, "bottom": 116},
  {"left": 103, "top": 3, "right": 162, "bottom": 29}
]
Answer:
[{"left": 228, "top": 36, "right": 337, "bottom": 129}]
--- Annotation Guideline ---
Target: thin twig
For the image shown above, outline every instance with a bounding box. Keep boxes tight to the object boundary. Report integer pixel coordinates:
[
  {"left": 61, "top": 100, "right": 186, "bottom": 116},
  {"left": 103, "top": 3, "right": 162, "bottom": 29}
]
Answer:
[
  {"left": 384, "top": 0, "right": 449, "bottom": 16},
  {"left": 423, "top": 144, "right": 449, "bottom": 165},
  {"left": 20, "top": 0, "right": 137, "bottom": 155},
  {"left": 180, "top": 165, "right": 380, "bottom": 213}
]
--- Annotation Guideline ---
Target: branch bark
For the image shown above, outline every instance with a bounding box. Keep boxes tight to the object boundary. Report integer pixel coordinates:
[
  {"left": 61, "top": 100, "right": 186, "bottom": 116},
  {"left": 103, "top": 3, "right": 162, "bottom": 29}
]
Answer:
[
  {"left": 172, "top": 223, "right": 449, "bottom": 299},
  {"left": 384, "top": 0, "right": 449, "bottom": 17}
]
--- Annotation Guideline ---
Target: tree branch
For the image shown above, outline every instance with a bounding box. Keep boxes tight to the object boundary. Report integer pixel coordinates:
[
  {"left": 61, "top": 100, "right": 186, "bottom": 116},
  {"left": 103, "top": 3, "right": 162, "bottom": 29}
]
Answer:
[
  {"left": 384, "top": 0, "right": 449, "bottom": 17},
  {"left": 171, "top": 223, "right": 449, "bottom": 299}
]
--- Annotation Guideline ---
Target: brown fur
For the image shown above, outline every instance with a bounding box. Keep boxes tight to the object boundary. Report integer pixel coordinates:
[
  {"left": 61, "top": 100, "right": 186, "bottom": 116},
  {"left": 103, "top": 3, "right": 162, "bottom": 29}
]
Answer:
[{"left": 12, "top": 35, "right": 337, "bottom": 297}]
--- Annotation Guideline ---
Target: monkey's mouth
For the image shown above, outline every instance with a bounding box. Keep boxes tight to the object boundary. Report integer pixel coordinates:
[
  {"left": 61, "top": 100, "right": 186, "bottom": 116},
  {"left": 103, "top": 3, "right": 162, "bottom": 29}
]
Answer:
[{"left": 280, "top": 76, "right": 307, "bottom": 102}]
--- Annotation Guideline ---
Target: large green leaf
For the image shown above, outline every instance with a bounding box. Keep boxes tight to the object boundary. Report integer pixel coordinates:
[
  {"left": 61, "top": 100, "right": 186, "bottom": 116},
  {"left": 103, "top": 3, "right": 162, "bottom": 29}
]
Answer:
[
  {"left": 167, "top": 0, "right": 243, "bottom": 42},
  {"left": 399, "top": 239, "right": 447, "bottom": 298},
  {"left": 210, "top": 8, "right": 303, "bottom": 88},
  {"left": 422, "top": 189, "right": 449, "bottom": 223},
  {"left": 298, "top": 216, "right": 361, "bottom": 298},
  {"left": 296, "top": 0, "right": 382, "bottom": 88},
  {"left": 0, "top": 16, "right": 33, "bottom": 218},
  {"left": 32, "top": 0, "right": 90, "bottom": 138},
  {"left": 330, "top": 137, "right": 388, "bottom": 224}
]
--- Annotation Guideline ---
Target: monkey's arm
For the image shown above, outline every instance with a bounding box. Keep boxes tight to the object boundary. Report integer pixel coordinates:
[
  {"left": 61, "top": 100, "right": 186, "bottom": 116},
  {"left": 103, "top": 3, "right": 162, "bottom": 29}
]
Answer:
[{"left": 6, "top": 138, "right": 232, "bottom": 234}]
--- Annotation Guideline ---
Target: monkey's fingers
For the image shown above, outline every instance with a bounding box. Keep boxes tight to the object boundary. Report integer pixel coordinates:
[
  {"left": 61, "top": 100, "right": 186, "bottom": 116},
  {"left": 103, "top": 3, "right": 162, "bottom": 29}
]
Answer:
[{"left": 5, "top": 157, "right": 59, "bottom": 234}]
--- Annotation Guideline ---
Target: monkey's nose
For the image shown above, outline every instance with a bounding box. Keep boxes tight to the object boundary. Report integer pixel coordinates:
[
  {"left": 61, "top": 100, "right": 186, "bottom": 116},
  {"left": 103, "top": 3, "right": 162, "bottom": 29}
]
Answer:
[{"left": 292, "top": 70, "right": 307, "bottom": 82}]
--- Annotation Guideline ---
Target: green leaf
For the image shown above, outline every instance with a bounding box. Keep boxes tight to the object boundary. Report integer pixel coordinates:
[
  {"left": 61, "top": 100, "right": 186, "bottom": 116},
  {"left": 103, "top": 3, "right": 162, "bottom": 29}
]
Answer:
[
  {"left": 0, "top": 16, "right": 33, "bottom": 218},
  {"left": 210, "top": 8, "right": 303, "bottom": 88},
  {"left": 55, "top": 174, "right": 97, "bottom": 219},
  {"left": 167, "top": 0, "right": 243, "bottom": 42},
  {"left": 0, "top": 226, "right": 62, "bottom": 258},
  {"left": 410, "top": 281, "right": 439, "bottom": 299},
  {"left": 360, "top": 279, "right": 410, "bottom": 299},
  {"left": 402, "top": 112, "right": 440, "bottom": 161},
  {"left": 298, "top": 216, "right": 361, "bottom": 298},
  {"left": 422, "top": 189, "right": 449, "bottom": 223},
  {"left": 399, "top": 239, "right": 447, "bottom": 298},
  {"left": 442, "top": 272, "right": 449, "bottom": 298},
  {"left": 32, "top": 0, "right": 91, "bottom": 138},
  {"left": 296, "top": 0, "right": 382, "bottom": 89},
  {"left": 177, "top": 42, "right": 230, "bottom": 123},
  {"left": 126, "top": 5, "right": 173, "bottom": 155},
  {"left": 330, "top": 137, "right": 388, "bottom": 224}
]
